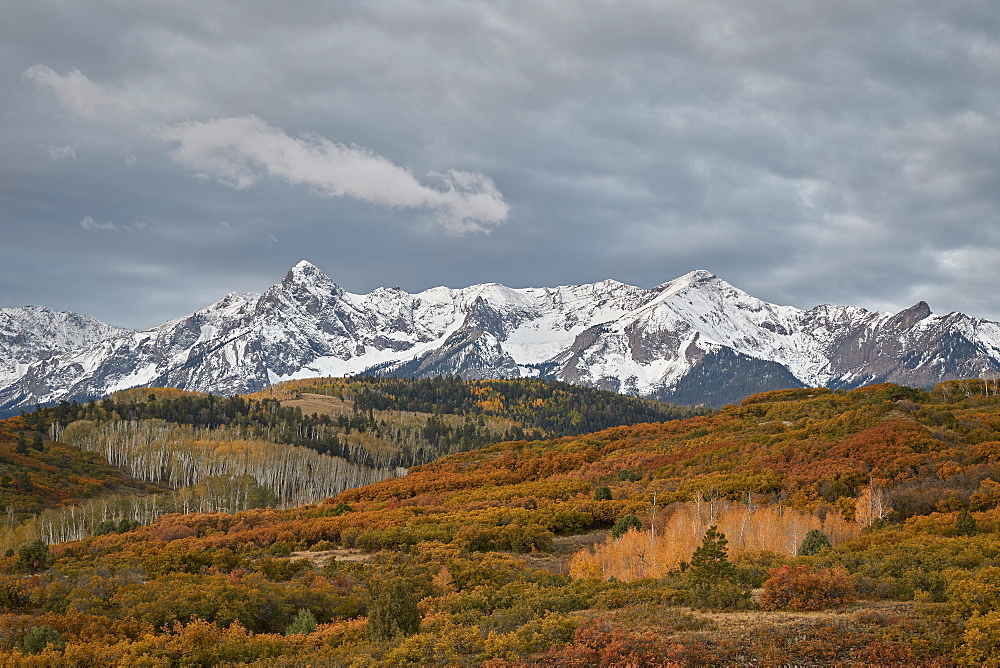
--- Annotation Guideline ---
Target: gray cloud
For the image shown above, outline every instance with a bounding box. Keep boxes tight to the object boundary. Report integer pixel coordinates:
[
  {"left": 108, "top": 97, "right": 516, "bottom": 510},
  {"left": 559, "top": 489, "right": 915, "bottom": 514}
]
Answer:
[{"left": 2, "top": 1, "right": 999, "bottom": 329}]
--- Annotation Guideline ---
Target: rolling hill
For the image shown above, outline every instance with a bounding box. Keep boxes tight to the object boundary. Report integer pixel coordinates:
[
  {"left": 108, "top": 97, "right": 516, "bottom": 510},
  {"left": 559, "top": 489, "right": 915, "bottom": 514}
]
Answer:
[{"left": 1, "top": 379, "right": 999, "bottom": 663}]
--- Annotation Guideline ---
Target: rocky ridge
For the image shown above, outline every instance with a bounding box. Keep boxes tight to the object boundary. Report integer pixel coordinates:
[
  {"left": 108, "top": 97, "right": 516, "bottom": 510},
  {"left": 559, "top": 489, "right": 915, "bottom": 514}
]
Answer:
[{"left": 3, "top": 261, "right": 1000, "bottom": 412}]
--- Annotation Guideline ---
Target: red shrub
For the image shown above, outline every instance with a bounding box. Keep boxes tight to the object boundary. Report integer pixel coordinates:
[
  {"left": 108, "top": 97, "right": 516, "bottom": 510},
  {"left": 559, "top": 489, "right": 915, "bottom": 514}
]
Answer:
[{"left": 760, "top": 565, "right": 856, "bottom": 611}]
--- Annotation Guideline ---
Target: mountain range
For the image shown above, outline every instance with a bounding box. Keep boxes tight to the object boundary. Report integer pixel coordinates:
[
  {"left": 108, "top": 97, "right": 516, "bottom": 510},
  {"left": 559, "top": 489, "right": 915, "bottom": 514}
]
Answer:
[{"left": 2, "top": 260, "right": 1000, "bottom": 414}]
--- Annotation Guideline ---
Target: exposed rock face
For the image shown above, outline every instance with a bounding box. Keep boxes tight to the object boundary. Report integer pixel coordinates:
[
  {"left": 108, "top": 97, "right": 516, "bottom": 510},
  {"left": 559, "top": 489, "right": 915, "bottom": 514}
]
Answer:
[{"left": 2, "top": 261, "right": 1000, "bottom": 412}]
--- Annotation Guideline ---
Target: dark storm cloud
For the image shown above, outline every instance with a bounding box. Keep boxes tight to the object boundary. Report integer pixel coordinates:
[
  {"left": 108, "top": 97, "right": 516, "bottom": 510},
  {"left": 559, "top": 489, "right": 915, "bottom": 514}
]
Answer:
[{"left": 2, "top": 0, "right": 999, "bottom": 329}]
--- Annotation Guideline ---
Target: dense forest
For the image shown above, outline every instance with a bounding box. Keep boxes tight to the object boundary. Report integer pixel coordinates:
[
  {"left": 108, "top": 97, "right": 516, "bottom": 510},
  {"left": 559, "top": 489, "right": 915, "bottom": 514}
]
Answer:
[
  {"left": 2, "top": 380, "right": 1000, "bottom": 662},
  {"left": 37, "top": 377, "right": 708, "bottom": 469}
]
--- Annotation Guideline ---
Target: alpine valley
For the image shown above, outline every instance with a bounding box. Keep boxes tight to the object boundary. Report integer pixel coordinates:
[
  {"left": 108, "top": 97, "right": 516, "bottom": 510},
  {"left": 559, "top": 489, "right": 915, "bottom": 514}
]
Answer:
[{"left": 3, "top": 260, "right": 1000, "bottom": 415}]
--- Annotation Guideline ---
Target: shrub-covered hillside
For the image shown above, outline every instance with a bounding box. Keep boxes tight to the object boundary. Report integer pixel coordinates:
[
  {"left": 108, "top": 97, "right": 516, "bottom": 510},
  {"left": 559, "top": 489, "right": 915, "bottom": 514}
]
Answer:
[
  {"left": 2, "top": 379, "right": 704, "bottom": 557},
  {"left": 0, "top": 413, "right": 158, "bottom": 521},
  {"left": 4, "top": 380, "right": 1000, "bottom": 663}
]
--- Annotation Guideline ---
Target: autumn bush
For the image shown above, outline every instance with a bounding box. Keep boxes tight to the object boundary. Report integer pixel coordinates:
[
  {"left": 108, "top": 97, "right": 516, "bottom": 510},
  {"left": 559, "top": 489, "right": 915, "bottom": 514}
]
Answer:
[
  {"left": 947, "top": 566, "right": 1000, "bottom": 618},
  {"left": 531, "top": 618, "right": 676, "bottom": 665},
  {"left": 955, "top": 610, "right": 1000, "bottom": 666},
  {"left": 0, "top": 577, "right": 28, "bottom": 611},
  {"left": 760, "top": 565, "right": 856, "bottom": 611}
]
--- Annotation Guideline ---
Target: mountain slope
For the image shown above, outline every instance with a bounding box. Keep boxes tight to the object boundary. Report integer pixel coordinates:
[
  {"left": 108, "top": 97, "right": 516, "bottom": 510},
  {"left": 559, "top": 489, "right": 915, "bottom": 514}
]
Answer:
[
  {"left": 0, "top": 306, "right": 125, "bottom": 388},
  {"left": 3, "top": 261, "right": 1000, "bottom": 412}
]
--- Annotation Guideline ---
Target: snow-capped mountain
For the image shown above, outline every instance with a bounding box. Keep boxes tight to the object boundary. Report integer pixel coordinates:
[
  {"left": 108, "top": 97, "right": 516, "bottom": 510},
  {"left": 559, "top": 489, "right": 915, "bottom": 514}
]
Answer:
[
  {"left": 2, "top": 260, "right": 1000, "bottom": 413},
  {"left": 0, "top": 306, "right": 125, "bottom": 388}
]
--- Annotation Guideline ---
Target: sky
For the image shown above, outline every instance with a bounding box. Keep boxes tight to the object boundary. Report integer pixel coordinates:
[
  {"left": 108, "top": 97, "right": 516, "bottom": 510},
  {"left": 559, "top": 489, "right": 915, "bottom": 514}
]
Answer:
[{"left": 2, "top": 1, "right": 999, "bottom": 329}]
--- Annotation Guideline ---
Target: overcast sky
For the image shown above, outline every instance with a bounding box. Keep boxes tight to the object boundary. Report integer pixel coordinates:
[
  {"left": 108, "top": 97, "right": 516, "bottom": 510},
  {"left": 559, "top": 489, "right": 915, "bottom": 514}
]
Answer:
[{"left": 3, "top": 1, "right": 999, "bottom": 329}]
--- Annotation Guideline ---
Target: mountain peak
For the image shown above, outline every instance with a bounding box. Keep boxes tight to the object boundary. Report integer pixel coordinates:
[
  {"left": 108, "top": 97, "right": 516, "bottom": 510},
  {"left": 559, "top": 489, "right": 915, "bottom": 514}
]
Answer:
[
  {"left": 5, "top": 264, "right": 1000, "bottom": 415},
  {"left": 653, "top": 269, "right": 723, "bottom": 297},
  {"left": 683, "top": 269, "right": 718, "bottom": 282},
  {"left": 283, "top": 260, "right": 335, "bottom": 289},
  {"left": 288, "top": 259, "right": 322, "bottom": 276},
  {"left": 890, "top": 301, "right": 932, "bottom": 328}
]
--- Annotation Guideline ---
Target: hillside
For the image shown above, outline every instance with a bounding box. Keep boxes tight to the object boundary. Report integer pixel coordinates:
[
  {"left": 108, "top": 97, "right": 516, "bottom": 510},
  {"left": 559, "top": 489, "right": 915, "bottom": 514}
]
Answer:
[
  {"left": 0, "top": 378, "right": 703, "bottom": 552},
  {"left": 1, "top": 380, "right": 1000, "bottom": 662},
  {"left": 0, "top": 413, "right": 159, "bottom": 522}
]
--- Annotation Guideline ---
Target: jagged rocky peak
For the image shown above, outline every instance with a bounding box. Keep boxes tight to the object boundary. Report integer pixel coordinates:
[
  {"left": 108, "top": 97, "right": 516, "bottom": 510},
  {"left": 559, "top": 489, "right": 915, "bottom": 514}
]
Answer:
[
  {"left": 282, "top": 260, "right": 338, "bottom": 291},
  {"left": 901, "top": 300, "right": 932, "bottom": 319},
  {"left": 883, "top": 301, "right": 933, "bottom": 331},
  {"left": 270, "top": 260, "right": 343, "bottom": 309}
]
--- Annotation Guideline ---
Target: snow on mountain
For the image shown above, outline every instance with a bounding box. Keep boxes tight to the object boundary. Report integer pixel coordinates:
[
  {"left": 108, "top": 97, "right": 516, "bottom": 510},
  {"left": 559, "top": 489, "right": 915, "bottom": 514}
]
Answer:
[
  {"left": 0, "top": 306, "right": 126, "bottom": 387},
  {"left": 2, "top": 260, "right": 1000, "bottom": 412}
]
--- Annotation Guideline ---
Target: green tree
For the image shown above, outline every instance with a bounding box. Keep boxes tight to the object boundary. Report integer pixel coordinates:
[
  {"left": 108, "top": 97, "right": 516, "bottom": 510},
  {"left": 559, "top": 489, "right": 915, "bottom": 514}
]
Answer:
[
  {"left": 688, "top": 526, "right": 735, "bottom": 587},
  {"left": 610, "top": 514, "right": 642, "bottom": 539},
  {"left": 367, "top": 576, "right": 421, "bottom": 641},
  {"left": 797, "top": 529, "right": 832, "bottom": 556},
  {"left": 93, "top": 520, "right": 118, "bottom": 536},
  {"left": 0, "top": 577, "right": 27, "bottom": 610},
  {"left": 685, "top": 526, "right": 751, "bottom": 608},
  {"left": 18, "top": 626, "right": 65, "bottom": 654},
  {"left": 955, "top": 508, "right": 979, "bottom": 536},
  {"left": 284, "top": 608, "right": 318, "bottom": 636},
  {"left": 594, "top": 486, "right": 612, "bottom": 501},
  {"left": 15, "top": 539, "right": 50, "bottom": 573},
  {"left": 31, "top": 432, "right": 44, "bottom": 451}
]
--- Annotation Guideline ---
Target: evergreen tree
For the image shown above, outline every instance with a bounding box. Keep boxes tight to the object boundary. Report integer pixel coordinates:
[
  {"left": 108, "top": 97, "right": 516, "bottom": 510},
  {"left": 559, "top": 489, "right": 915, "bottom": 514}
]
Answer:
[
  {"left": 594, "top": 486, "right": 612, "bottom": 501},
  {"left": 18, "top": 627, "right": 65, "bottom": 654},
  {"left": 955, "top": 508, "right": 979, "bottom": 536},
  {"left": 610, "top": 514, "right": 642, "bottom": 539},
  {"left": 797, "top": 529, "right": 833, "bottom": 556},
  {"left": 688, "top": 525, "right": 735, "bottom": 587},
  {"left": 15, "top": 540, "right": 50, "bottom": 573},
  {"left": 367, "top": 577, "right": 421, "bottom": 641},
  {"left": 284, "top": 608, "right": 318, "bottom": 636}
]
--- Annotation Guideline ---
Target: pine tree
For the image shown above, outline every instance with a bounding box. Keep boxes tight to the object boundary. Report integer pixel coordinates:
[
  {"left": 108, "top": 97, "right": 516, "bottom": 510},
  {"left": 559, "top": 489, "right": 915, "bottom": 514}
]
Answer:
[
  {"left": 688, "top": 525, "right": 735, "bottom": 587},
  {"left": 611, "top": 514, "right": 642, "bottom": 539},
  {"left": 15, "top": 540, "right": 50, "bottom": 574},
  {"left": 367, "top": 577, "right": 421, "bottom": 641},
  {"left": 797, "top": 529, "right": 832, "bottom": 556},
  {"left": 284, "top": 608, "right": 318, "bottom": 636},
  {"left": 18, "top": 626, "right": 65, "bottom": 654},
  {"left": 955, "top": 508, "right": 978, "bottom": 536}
]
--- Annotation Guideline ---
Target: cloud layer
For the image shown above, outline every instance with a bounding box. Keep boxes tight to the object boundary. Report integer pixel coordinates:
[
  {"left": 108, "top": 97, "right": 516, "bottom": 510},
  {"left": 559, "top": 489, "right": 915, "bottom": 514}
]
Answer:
[{"left": 2, "top": 1, "right": 999, "bottom": 329}]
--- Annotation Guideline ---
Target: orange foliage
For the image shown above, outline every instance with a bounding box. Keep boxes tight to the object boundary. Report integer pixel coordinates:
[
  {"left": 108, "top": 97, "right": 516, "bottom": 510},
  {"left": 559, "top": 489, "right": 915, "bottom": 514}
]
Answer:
[
  {"left": 570, "top": 500, "right": 859, "bottom": 581},
  {"left": 760, "top": 565, "right": 856, "bottom": 610}
]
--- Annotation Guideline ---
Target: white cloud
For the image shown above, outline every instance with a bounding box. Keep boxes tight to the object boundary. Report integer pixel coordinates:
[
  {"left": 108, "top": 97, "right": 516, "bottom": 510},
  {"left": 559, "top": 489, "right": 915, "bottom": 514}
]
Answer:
[
  {"left": 80, "top": 215, "right": 116, "bottom": 232},
  {"left": 47, "top": 145, "right": 77, "bottom": 161},
  {"left": 23, "top": 65, "right": 134, "bottom": 118},
  {"left": 158, "top": 115, "right": 509, "bottom": 234}
]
